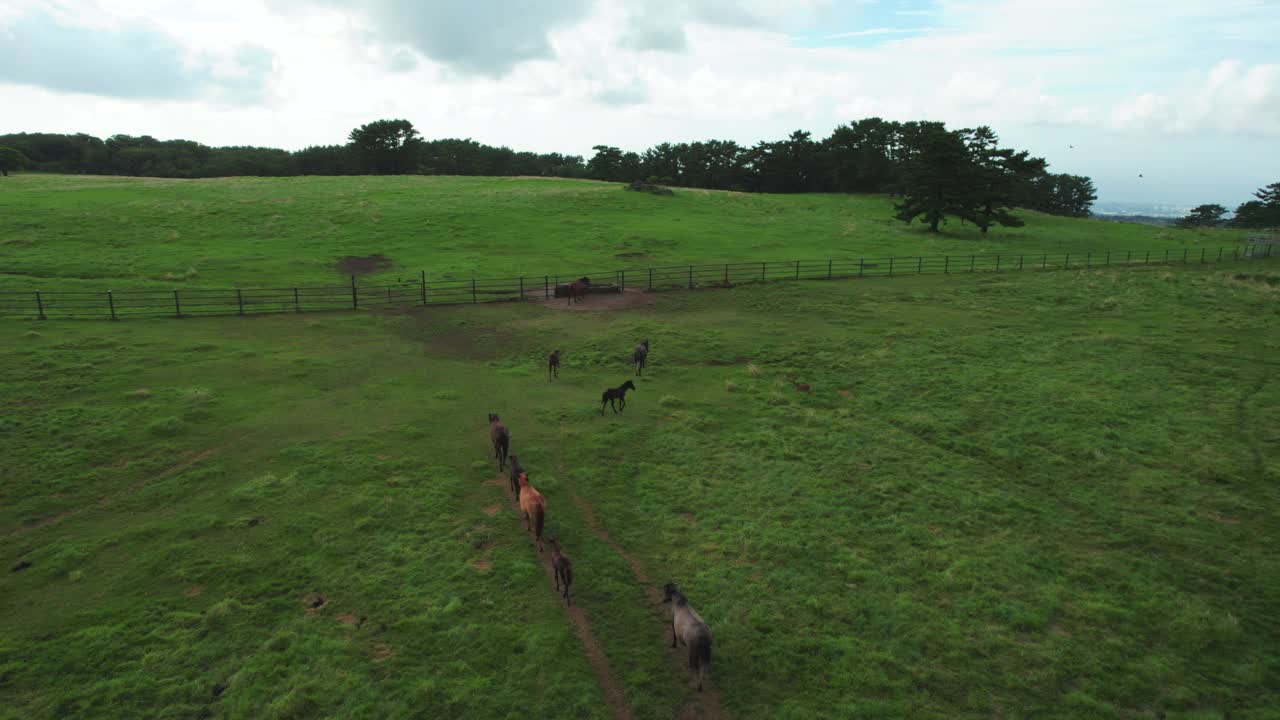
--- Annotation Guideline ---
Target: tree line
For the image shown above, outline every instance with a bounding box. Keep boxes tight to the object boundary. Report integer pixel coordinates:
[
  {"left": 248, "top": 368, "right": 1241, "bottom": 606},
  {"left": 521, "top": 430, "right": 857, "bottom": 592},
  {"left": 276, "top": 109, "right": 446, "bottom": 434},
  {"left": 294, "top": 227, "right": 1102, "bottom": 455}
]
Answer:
[
  {"left": 1177, "top": 183, "right": 1280, "bottom": 230},
  {"left": 0, "top": 117, "right": 1101, "bottom": 228}
]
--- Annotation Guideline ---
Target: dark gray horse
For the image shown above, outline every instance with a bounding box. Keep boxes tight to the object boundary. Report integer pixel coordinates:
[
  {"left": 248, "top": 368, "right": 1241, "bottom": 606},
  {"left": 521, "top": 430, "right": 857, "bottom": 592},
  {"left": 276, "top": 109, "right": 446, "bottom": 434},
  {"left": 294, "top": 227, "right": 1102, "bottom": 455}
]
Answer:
[
  {"left": 633, "top": 339, "right": 650, "bottom": 375},
  {"left": 663, "top": 583, "right": 712, "bottom": 691}
]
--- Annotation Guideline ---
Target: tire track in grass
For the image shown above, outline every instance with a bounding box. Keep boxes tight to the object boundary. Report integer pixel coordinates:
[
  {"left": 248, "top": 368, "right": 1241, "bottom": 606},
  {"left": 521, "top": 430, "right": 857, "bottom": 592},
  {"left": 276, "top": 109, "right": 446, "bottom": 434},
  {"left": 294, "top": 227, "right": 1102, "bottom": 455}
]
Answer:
[{"left": 500, "top": 475, "right": 634, "bottom": 720}]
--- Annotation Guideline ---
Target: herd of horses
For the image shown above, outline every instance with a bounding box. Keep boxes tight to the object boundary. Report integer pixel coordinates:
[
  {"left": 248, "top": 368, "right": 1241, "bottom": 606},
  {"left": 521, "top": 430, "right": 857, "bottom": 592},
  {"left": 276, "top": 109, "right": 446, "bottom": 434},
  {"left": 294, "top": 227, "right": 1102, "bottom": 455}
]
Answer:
[{"left": 484, "top": 339, "right": 714, "bottom": 692}]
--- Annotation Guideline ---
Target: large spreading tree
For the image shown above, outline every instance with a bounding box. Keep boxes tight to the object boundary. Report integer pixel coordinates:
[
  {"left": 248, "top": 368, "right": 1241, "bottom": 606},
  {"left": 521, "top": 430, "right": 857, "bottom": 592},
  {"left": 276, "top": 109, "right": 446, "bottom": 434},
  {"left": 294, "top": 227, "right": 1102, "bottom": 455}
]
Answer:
[
  {"left": 893, "top": 126, "right": 972, "bottom": 233},
  {"left": 348, "top": 119, "right": 422, "bottom": 175},
  {"left": 1230, "top": 182, "right": 1280, "bottom": 229},
  {"left": 1176, "top": 204, "right": 1228, "bottom": 228}
]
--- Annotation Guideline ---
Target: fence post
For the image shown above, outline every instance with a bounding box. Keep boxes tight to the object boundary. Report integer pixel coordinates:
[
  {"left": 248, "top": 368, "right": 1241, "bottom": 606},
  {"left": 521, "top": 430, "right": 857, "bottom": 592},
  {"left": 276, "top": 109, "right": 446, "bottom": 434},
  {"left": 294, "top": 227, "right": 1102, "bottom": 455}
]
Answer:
[
  {"left": 1106, "top": 251, "right": 1111, "bottom": 265},
  {"left": 996, "top": 255, "right": 1001, "bottom": 272},
  {"left": 1164, "top": 250, "right": 1170, "bottom": 263},
  {"left": 421, "top": 271, "right": 427, "bottom": 304},
  {"left": 945, "top": 255, "right": 950, "bottom": 274},
  {"left": 1200, "top": 248, "right": 1205, "bottom": 264},
  {"left": 1217, "top": 248, "right": 1222, "bottom": 262},
  {"left": 1126, "top": 250, "right": 1131, "bottom": 264},
  {"left": 1145, "top": 251, "right": 1150, "bottom": 265},
  {"left": 545, "top": 275, "right": 550, "bottom": 299},
  {"left": 520, "top": 276, "right": 525, "bottom": 301},
  {"left": 795, "top": 261, "right": 800, "bottom": 280},
  {"left": 1064, "top": 253, "right": 1070, "bottom": 270},
  {"left": 351, "top": 275, "right": 358, "bottom": 309},
  {"left": 620, "top": 270, "right": 625, "bottom": 291},
  {"left": 1182, "top": 249, "right": 1188, "bottom": 264},
  {"left": 829, "top": 259, "right": 833, "bottom": 278},
  {"left": 1233, "top": 247, "right": 1238, "bottom": 261},
  {"left": 859, "top": 258, "right": 864, "bottom": 277},
  {"left": 107, "top": 290, "right": 116, "bottom": 320},
  {"left": 173, "top": 289, "right": 182, "bottom": 318},
  {"left": 471, "top": 278, "right": 477, "bottom": 304},
  {"left": 688, "top": 266, "right": 693, "bottom": 289},
  {"left": 724, "top": 263, "right": 729, "bottom": 286},
  {"left": 1042, "top": 254, "right": 1047, "bottom": 270},
  {"left": 1086, "top": 252, "right": 1091, "bottom": 268},
  {"left": 294, "top": 288, "right": 300, "bottom": 313},
  {"left": 918, "top": 256, "right": 923, "bottom": 273},
  {"left": 1019, "top": 255, "right": 1024, "bottom": 270},
  {"left": 237, "top": 289, "right": 244, "bottom": 316},
  {"left": 889, "top": 257, "right": 895, "bottom": 276},
  {"left": 648, "top": 268, "right": 653, "bottom": 290},
  {"left": 387, "top": 286, "right": 392, "bottom": 304},
  {"left": 970, "top": 255, "right": 975, "bottom": 272},
  {"left": 35, "top": 291, "right": 45, "bottom": 320},
  {"left": 761, "top": 262, "right": 766, "bottom": 282}
]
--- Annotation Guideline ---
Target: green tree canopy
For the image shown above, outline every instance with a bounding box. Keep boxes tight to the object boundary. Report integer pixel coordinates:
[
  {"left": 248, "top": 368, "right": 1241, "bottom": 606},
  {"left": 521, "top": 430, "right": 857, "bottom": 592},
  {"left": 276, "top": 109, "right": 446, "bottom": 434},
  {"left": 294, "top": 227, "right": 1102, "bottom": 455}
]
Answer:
[
  {"left": 893, "top": 126, "right": 971, "bottom": 233},
  {"left": 1230, "top": 182, "right": 1280, "bottom": 228},
  {"left": 347, "top": 119, "right": 422, "bottom": 175},
  {"left": 1176, "top": 204, "right": 1228, "bottom": 228},
  {"left": 0, "top": 145, "right": 29, "bottom": 176}
]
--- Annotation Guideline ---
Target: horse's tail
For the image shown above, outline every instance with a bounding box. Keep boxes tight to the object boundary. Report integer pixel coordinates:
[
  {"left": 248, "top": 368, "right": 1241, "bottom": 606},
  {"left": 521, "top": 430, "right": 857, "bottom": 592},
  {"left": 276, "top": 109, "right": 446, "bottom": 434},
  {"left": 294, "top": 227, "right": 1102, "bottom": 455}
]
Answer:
[{"left": 693, "top": 633, "right": 712, "bottom": 691}]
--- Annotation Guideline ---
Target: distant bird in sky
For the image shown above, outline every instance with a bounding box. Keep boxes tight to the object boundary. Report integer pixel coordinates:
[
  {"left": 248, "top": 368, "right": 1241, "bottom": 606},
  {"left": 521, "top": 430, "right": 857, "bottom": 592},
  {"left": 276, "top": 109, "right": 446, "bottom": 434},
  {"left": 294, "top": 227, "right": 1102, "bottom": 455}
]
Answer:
[{"left": 1139, "top": 174, "right": 1144, "bottom": 178}]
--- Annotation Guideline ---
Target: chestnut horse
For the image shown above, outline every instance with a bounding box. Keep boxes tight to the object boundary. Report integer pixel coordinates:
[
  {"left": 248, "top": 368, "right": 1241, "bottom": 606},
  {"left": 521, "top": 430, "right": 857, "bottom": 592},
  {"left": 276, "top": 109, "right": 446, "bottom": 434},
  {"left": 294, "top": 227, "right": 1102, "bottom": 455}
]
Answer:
[
  {"left": 663, "top": 583, "right": 713, "bottom": 691},
  {"left": 488, "top": 413, "right": 509, "bottom": 472},
  {"left": 517, "top": 473, "right": 546, "bottom": 552}
]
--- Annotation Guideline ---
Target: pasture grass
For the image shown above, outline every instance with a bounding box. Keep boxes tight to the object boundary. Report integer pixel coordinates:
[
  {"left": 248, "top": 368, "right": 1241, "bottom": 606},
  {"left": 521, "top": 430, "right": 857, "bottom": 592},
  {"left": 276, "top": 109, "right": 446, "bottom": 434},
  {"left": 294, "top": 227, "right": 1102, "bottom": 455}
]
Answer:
[
  {"left": 0, "top": 173, "right": 1251, "bottom": 293},
  {"left": 2, "top": 262, "right": 1278, "bottom": 718}
]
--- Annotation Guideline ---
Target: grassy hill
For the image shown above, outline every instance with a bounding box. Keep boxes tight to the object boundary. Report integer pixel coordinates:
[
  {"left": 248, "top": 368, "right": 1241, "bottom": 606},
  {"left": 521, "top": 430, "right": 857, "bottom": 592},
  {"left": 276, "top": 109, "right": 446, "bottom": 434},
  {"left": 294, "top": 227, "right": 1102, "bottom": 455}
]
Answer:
[
  {"left": 0, "top": 173, "right": 1250, "bottom": 292},
  {"left": 1, "top": 173, "right": 1277, "bottom": 719}
]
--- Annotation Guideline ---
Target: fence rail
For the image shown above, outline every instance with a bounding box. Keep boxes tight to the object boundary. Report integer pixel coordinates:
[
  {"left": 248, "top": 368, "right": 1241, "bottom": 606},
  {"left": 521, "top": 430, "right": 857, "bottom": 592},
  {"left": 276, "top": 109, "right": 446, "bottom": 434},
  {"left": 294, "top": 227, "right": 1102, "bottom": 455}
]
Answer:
[{"left": 1, "top": 244, "right": 1272, "bottom": 321}]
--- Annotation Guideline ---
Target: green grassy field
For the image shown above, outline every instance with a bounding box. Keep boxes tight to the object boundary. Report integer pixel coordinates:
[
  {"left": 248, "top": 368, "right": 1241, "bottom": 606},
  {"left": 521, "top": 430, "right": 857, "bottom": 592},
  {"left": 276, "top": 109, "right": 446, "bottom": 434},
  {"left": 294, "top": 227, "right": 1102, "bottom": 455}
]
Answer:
[
  {"left": 0, "top": 174, "right": 1252, "bottom": 294},
  {"left": 3, "top": 258, "right": 1278, "bottom": 718}
]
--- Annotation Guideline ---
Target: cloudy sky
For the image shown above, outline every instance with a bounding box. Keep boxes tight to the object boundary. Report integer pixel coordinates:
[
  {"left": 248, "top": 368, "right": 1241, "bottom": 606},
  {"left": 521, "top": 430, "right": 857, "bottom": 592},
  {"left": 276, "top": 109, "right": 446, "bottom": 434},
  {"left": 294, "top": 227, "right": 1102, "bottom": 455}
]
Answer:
[{"left": 1, "top": 0, "right": 1277, "bottom": 208}]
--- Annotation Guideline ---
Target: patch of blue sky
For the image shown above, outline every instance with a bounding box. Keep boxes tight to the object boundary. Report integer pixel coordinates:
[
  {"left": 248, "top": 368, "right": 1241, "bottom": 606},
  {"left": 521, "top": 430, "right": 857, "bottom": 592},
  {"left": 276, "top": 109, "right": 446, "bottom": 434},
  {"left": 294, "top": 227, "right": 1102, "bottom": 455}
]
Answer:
[{"left": 792, "top": 0, "right": 939, "bottom": 48}]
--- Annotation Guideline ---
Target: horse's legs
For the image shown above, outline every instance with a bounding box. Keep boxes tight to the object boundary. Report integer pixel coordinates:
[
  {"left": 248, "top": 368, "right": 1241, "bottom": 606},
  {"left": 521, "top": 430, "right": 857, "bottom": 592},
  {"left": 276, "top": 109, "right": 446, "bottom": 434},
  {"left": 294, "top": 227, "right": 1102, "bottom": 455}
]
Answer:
[{"left": 671, "top": 623, "right": 678, "bottom": 648}]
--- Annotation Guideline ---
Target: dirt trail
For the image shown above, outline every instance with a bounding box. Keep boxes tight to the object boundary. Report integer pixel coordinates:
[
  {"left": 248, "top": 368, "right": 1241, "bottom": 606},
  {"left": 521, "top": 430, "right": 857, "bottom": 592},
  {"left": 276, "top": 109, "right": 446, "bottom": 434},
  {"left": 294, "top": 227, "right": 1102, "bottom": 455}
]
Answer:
[
  {"left": 568, "top": 492, "right": 729, "bottom": 720},
  {"left": 502, "top": 478, "right": 634, "bottom": 720}
]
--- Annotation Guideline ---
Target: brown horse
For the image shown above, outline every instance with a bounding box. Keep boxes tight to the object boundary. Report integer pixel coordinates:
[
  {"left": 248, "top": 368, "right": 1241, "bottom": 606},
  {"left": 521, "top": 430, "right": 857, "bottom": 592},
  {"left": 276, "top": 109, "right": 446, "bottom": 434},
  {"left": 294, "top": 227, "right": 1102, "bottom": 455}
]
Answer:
[
  {"left": 549, "top": 537, "right": 573, "bottom": 606},
  {"left": 548, "top": 350, "right": 561, "bottom": 380},
  {"left": 567, "top": 277, "right": 590, "bottom": 305},
  {"left": 517, "top": 473, "right": 546, "bottom": 552},
  {"left": 663, "top": 583, "right": 713, "bottom": 691},
  {"left": 488, "top": 413, "right": 509, "bottom": 472}
]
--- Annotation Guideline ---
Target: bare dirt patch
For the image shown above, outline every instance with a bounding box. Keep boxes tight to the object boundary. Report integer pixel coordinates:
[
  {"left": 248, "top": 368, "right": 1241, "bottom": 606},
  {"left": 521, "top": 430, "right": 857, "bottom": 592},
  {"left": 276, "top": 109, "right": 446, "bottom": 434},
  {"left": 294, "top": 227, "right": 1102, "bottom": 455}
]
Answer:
[
  {"left": 303, "top": 593, "right": 327, "bottom": 614},
  {"left": 539, "top": 287, "right": 656, "bottom": 313},
  {"left": 470, "top": 557, "right": 493, "bottom": 572},
  {"left": 336, "top": 254, "right": 392, "bottom": 276},
  {"left": 373, "top": 643, "right": 394, "bottom": 661},
  {"left": 1206, "top": 512, "right": 1241, "bottom": 525},
  {"left": 481, "top": 504, "right": 501, "bottom": 517},
  {"left": 838, "top": 389, "right": 853, "bottom": 399},
  {"left": 680, "top": 512, "right": 697, "bottom": 527},
  {"left": 186, "top": 585, "right": 204, "bottom": 597},
  {"left": 336, "top": 613, "right": 359, "bottom": 626}
]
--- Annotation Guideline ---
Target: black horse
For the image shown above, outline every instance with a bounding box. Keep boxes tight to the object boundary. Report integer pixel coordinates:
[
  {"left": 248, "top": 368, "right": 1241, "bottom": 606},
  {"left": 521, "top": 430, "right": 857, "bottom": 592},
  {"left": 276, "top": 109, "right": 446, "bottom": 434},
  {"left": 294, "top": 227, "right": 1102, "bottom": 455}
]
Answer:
[
  {"left": 548, "top": 350, "right": 561, "bottom": 381},
  {"left": 601, "top": 380, "right": 637, "bottom": 415},
  {"left": 633, "top": 339, "right": 650, "bottom": 375}
]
